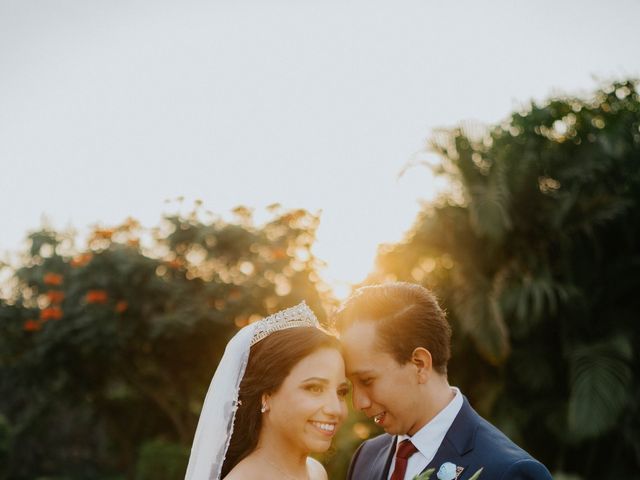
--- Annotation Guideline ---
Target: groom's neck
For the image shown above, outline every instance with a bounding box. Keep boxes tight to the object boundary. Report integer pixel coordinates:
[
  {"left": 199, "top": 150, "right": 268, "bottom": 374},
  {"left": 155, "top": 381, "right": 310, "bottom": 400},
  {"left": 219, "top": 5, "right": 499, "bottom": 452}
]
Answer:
[{"left": 408, "top": 375, "right": 455, "bottom": 435}]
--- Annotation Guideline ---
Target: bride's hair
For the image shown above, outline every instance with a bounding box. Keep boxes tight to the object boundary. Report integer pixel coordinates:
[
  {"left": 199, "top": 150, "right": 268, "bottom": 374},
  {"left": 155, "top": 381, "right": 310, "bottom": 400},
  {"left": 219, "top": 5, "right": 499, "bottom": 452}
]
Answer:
[{"left": 221, "top": 326, "right": 339, "bottom": 477}]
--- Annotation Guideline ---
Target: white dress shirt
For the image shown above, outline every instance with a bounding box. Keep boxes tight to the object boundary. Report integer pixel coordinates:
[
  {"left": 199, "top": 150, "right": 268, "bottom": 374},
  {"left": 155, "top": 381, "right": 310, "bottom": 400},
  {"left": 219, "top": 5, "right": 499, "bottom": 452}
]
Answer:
[{"left": 387, "top": 387, "right": 463, "bottom": 480}]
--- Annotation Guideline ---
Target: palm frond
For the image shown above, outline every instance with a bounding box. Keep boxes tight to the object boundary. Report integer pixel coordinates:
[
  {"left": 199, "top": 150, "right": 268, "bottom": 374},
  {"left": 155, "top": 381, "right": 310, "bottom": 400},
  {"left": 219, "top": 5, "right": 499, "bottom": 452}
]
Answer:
[
  {"left": 567, "top": 335, "right": 632, "bottom": 439},
  {"left": 452, "top": 273, "right": 510, "bottom": 365}
]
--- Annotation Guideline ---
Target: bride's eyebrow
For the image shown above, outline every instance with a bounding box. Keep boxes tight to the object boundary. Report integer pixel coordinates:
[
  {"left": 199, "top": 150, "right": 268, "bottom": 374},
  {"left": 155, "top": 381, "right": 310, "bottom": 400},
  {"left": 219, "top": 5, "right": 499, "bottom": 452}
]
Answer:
[{"left": 300, "top": 377, "right": 329, "bottom": 384}]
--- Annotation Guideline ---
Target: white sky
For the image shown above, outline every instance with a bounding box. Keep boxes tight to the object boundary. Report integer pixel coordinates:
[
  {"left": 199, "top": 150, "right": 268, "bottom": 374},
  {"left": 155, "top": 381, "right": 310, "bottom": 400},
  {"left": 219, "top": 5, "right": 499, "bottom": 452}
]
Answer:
[{"left": 1, "top": 0, "right": 639, "bottom": 297}]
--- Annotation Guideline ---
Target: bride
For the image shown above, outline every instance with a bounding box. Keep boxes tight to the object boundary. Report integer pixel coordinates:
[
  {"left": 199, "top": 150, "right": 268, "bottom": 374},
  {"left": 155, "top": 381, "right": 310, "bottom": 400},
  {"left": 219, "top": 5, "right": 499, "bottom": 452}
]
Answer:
[{"left": 185, "top": 302, "right": 348, "bottom": 480}]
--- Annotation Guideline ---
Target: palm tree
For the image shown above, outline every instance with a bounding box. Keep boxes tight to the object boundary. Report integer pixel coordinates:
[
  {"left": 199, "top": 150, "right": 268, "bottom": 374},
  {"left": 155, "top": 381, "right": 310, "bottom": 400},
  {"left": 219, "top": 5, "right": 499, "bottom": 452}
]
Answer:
[{"left": 376, "top": 80, "right": 640, "bottom": 478}]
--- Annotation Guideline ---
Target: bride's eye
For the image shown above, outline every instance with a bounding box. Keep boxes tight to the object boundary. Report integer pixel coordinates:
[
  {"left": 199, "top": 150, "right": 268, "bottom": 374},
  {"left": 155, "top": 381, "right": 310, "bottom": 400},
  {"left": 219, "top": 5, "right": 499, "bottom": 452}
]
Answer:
[
  {"left": 337, "top": 386, "right": 349, "bottom": 398},
  {"left": 305, "top": 384, "right": 323, "bottom": 394}
]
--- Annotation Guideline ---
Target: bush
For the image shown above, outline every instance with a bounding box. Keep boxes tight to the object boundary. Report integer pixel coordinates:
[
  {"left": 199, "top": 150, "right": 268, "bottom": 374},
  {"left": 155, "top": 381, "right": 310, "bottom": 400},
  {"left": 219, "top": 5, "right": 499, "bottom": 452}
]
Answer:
[
  {"left": 0, "top": 414, "right": 10, "bottom": 479},
  {"left": 135, "top": 440, "right": 190, "bottom": 480}
]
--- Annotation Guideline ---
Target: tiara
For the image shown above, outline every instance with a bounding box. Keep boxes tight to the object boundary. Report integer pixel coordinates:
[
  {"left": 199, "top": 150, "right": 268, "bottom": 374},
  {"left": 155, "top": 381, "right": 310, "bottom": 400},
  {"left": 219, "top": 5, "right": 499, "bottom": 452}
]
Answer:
[{"left": 250, "top": 301, "right": 319, "bottom": 346}]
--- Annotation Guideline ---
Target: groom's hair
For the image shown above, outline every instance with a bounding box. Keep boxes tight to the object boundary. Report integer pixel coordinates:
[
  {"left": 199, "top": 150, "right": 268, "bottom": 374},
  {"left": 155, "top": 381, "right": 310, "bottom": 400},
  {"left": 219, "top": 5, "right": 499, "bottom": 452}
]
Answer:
[{"left": 334, "top": 282, "right": 451, "bottom": 375}]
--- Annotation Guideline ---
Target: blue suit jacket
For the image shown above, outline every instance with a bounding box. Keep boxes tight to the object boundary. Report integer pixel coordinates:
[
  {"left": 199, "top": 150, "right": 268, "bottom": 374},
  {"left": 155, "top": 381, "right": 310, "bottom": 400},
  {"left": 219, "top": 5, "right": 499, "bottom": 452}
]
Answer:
[{"left": 346, "top": 398, "right": 552, "bottom": 480}]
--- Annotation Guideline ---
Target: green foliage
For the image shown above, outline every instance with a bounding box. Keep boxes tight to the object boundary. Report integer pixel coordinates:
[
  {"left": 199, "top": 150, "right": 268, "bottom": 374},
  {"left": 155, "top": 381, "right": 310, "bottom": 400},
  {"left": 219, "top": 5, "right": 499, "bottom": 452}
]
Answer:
[
  {"left": 567, "top": 335, "right": 632, "bottom": 438},
  {"left": 377, "top": 80, "right": 640, "bottom": 477},
  {"left": 0, "top": 207, "right": 331, "bottom": 479},
  {"left": 0, "top": 414, "right": 10, "bottom": 479},
  {"left": 135, "top": 440, "right": 190, "bottom": 480}
]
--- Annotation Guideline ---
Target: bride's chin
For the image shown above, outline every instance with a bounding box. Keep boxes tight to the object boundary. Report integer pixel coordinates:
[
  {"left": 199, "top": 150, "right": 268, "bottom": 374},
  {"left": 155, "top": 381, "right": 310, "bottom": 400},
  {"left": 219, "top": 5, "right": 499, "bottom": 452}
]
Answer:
[
  {"left": 305, "top": 441, "right": 332, "bottom": 454},
  {"left": 285, "top": 441, "right": 330, "bottom": 458},
  {"left": 302, "top": 434, "right": 334, "bottom": 453}
]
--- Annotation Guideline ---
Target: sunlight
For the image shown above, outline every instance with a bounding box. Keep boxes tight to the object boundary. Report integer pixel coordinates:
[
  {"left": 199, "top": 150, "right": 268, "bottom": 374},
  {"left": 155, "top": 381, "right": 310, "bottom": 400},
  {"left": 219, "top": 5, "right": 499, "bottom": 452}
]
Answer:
[{"left": 313, "top": 164, "right": 446, "bottom": 299}]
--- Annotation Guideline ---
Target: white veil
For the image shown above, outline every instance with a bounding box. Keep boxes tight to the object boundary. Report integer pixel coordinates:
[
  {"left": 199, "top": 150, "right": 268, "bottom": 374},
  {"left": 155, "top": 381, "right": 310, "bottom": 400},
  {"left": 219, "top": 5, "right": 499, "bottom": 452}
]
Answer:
[
  {"left": 184, "top": 321, "right": 257, "bottom": 480},
  {"left": 184, "top": 302, "right": 319, "bottom": 480}
]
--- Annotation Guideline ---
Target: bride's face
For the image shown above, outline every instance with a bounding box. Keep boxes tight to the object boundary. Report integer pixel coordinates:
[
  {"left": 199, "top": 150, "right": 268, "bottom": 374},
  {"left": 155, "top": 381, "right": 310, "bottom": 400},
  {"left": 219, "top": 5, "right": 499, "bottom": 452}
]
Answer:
[{"left": 264, "top": 347, "right": 349, "bottom": 453}]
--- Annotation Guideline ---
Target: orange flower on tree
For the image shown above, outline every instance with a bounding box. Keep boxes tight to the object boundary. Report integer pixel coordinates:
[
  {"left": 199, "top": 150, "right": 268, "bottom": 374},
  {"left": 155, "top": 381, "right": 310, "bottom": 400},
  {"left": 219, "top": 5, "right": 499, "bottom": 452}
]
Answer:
[
  {"left": 23, "top": 319, "right": 41, "bottom": 332},
  {"left": 44, "top": 273, "right": 63, "bottom": 286},
  {"left": 70, "top": 253, "right": 93, "bottom": 267},
  {"left": 228, "top": 288, "right": 242, "bottom": 301},
  {"left": 40, "top": 307, "right": 63, "bottom": 321},
  {"left": 46, "top": 290, "right": 65, "bottom": 304},
  {"left": 115, "top": 301, "right": 128, "bottom": 313},
  {"left": 92, "top": 229, "right": 114, "bottom": 240},
  {"left": 119, "top": 217, "right": 140, "bottom": 232},
  {"left": 86, "top": 290, "right": 108, "bottom": 304},
  {"left": 166, "top": 259, "right": 183, "bottom": 269}
]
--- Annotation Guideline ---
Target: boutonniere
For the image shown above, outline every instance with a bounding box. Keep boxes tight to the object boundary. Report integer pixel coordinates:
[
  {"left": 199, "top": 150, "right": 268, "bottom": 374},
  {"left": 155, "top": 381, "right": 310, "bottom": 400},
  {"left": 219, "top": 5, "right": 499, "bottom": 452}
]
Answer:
[
  {"left": 466, "top": 468, "right": 483, "bottom": 480},
  {"left": 412, "top": 468, "right": 435, "bottom": 480},
  {"left": 412, "top": 462, "right": 484, "bottom": 480}
]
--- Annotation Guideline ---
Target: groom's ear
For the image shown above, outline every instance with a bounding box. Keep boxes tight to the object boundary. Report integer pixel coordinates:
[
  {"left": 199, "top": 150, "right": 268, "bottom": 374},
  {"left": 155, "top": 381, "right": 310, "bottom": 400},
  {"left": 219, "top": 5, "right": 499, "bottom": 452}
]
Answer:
[{"left": 411, "top": 347, "right": 433, "bottom": 384}]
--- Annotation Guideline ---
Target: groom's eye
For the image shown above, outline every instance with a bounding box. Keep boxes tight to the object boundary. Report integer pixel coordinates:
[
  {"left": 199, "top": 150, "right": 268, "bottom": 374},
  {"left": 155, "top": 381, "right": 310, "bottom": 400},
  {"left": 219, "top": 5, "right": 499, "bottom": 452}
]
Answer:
[{"left": 360, "top": 378, "right": 373, "bottom": 386}]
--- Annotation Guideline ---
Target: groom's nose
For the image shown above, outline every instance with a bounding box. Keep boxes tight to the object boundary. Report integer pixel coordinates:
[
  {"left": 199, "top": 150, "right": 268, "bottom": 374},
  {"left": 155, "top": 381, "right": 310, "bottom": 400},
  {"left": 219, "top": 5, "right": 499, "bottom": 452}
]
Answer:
[{"left": 352, "top": 386, "right": 371, "bottom": 411}]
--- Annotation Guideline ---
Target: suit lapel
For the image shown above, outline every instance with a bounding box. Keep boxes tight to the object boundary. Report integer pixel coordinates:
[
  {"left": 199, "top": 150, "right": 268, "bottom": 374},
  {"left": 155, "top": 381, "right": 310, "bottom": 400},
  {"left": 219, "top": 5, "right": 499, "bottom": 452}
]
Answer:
[
  {"left": 420, "top": 397, "right": 479, "bottom": 478},
  {"left": 368, "top": 435, "right": 396, "bottom": 480},
  {"left": 425, "top": 436, "right": 463, "bottom": 472}
]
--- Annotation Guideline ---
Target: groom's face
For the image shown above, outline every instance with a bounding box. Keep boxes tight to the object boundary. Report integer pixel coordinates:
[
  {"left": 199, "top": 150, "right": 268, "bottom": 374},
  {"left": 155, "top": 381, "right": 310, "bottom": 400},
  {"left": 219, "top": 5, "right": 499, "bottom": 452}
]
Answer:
[{"left": 342, "top": 321, "right": 423, "bottom": 436}]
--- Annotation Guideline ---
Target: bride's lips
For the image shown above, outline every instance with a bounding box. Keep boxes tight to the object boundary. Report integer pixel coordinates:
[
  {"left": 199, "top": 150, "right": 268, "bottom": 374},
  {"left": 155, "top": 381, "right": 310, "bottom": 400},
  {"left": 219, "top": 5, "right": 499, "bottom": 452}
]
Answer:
[{"left": 309, "top": 420, "right": 338, "bottom": 437}]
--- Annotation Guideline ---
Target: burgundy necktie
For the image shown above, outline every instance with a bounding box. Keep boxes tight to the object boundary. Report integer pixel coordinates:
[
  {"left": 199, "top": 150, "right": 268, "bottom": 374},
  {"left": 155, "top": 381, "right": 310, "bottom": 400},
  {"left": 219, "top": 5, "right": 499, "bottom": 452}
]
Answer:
[{"left": 390, "top": 439, "right": 418, "bottom": 480}]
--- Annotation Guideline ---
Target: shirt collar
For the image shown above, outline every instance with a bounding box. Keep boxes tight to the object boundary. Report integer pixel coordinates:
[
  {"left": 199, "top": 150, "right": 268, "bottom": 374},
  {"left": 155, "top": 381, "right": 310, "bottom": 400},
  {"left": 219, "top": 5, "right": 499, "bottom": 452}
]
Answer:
[{"left": 396, "top": 386, "right": 464, "bottom": 459}]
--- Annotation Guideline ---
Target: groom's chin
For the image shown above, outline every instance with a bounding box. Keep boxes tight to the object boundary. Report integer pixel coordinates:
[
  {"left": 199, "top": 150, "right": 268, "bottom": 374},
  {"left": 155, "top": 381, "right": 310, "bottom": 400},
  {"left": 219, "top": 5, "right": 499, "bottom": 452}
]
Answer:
[
  {"left": 381, "top": 425, "right": 400, "bottom": 435},
  {"left": 377, "top": 420, "right": 406, "bottom": 436}
]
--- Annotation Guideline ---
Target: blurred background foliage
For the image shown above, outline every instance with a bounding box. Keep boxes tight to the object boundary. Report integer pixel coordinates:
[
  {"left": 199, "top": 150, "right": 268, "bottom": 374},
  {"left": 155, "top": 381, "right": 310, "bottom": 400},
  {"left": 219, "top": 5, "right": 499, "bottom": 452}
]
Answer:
[
  {"left": 375, "top": 79, "right": 640, "bottom": 478},
  {"left": 0, "top": 206, "right": 334, "bottom": 479},
  {"left": 1, "top": 79, "right": 639, "bottom": 479}
]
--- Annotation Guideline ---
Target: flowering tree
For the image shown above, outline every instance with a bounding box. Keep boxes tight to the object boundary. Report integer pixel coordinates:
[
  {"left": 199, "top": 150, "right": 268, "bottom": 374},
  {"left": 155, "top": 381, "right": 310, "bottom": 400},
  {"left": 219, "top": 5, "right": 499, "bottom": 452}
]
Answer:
[{"left": 0, "top": 206, "right": 331, "bottom": 479}]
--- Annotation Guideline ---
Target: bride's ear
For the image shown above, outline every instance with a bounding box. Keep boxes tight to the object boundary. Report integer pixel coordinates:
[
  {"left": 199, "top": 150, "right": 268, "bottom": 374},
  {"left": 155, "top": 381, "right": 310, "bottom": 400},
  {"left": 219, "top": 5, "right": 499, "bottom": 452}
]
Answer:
[
  {"left": 260, "top": 393, "right": 270, "bottom": 413},
  {"left": 411, "top": 347, "right": 433, "bottom": 383}
]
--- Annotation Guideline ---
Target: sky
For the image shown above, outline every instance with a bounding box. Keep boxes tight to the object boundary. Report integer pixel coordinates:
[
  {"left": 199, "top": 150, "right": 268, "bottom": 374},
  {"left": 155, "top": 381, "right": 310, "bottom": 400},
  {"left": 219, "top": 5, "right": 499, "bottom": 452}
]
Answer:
[{"left": 1, "top": 0, "right": 639, "bottom": 298}]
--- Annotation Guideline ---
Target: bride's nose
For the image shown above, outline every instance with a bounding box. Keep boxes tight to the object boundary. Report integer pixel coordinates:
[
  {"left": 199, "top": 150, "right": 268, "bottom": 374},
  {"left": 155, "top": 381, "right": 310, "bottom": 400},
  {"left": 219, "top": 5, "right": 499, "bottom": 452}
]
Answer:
[{"left": 322, "top": 392, "right": 344, "bottom": 417}]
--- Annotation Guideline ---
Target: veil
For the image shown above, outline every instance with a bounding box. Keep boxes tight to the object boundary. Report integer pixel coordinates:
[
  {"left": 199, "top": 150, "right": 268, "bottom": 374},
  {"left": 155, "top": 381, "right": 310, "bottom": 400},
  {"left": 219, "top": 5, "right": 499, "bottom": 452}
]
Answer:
[
  {"left": 184, "top": 302, "right": 319, "bottom": 480},
  {"left": 184, "top": 321, "right": 257, "bottom": 480}
]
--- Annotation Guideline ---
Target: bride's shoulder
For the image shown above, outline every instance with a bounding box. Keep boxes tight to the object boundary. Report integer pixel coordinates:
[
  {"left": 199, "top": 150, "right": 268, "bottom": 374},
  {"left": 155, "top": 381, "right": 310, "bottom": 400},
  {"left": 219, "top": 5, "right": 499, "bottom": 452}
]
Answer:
[
  {"left": 306, "top": 457, "right": 328, "bottom": 480},
  {"left": 224, "top": 456, "right": 326, "bottom": 480},
  {"left": 223, "top": 457, "right": 258, "bottom": 480},
  {"left": 222, "top": 466, "right": 248, "bottom": 480}
]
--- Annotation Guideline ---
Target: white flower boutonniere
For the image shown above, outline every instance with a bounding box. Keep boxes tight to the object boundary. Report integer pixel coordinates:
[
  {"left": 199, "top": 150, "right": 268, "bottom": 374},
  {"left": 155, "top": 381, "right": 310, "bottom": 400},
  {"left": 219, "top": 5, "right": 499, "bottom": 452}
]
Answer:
[
  {"left": 412, "top": 463, "right": 484, "bottom": 480},
  {"left": 436, "top": 462, "right": 458, "bottom": 480}
]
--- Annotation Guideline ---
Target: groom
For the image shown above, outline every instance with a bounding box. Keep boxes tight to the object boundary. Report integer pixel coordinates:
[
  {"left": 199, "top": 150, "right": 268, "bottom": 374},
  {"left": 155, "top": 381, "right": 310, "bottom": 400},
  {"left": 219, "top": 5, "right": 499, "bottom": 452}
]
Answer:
[{"left": 335, "top": 282, "right": 552, "bottom": 480}]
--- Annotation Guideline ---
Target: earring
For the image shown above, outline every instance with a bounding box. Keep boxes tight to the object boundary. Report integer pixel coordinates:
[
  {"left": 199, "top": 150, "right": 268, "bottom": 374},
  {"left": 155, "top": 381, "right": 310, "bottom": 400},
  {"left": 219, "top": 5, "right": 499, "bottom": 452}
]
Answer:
[{"left": 261, "top": 402, "right": 268, "bottom": 413}]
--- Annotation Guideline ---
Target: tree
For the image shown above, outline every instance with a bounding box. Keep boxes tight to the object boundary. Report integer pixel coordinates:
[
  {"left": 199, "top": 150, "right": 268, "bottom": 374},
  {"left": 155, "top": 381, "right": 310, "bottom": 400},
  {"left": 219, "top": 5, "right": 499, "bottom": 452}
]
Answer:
[
  {"left": 0, "top": 206, "right": 331, "bottom": 479},
  {"left": 376, "top": 80, "right": 640, "bottom": 478}
]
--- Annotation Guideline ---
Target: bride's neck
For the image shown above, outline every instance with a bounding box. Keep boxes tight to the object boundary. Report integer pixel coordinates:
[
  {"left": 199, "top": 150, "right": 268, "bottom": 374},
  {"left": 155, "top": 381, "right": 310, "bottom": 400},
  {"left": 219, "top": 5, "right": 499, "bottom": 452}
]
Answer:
[{"left": 253, "top": 425, "right": 308, "bottom": 473}]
